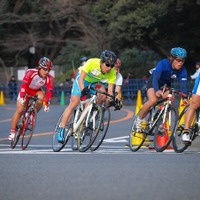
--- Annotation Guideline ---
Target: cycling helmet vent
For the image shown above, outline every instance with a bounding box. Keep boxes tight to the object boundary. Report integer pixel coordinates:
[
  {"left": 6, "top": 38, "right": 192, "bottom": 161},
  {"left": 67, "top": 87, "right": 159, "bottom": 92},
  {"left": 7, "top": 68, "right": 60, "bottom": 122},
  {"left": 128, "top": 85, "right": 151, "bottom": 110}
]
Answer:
[
  {"left": 100, "top": 50, "right": 117, "bottom": 66},
  {"left": 171, "top": 47, "right": 187, "bottom": 58},
  {"left": 38, "top": 57, "right": 53, "bottom": 69}
]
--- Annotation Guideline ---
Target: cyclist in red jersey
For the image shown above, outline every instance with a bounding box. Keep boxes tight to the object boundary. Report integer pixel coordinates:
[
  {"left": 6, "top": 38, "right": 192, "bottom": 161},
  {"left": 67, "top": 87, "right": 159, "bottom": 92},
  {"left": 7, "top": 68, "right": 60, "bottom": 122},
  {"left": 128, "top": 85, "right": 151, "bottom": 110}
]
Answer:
[{"left": 8, "top": 57, "right": 54, "bottom": 140}]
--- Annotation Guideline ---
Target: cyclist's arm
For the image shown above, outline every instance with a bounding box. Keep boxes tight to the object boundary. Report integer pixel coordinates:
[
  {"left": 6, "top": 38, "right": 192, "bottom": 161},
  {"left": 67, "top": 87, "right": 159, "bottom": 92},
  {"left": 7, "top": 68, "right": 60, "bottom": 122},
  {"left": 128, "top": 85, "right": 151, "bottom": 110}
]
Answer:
[
  {"left": 107, "top": 83, "right": 114, "bottom": 96},
  {"left": 115, "top": 85, "right": 122, "bottom": 100},
  {"left": 19, "top": 70, "right": 33, "bottom": 98},
  {"left": 152, "top": 71, "right": 161, "bottom": 92},
  {"left": 115, "top": 73, "right": 123, "bottom": 100},
  {"left": 78, "top": 70, "right": 87, "bottom": 91},
  {"left": 45, "top": 75, "right": 54, "bottom": 104}
]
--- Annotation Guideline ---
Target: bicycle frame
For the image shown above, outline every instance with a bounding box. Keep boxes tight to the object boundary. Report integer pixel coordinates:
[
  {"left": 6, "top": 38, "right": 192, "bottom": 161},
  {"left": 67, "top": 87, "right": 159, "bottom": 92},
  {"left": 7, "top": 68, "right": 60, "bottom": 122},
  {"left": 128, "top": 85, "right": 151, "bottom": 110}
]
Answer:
[
  {"left": 152, "top": 89, "right": 174, "bottom": 128},
  {"left": 73, "top": 94, "right": 97, "bottom": 134},
  {"left": 11, "top": 94, "right": 39, "bottom": 150}
]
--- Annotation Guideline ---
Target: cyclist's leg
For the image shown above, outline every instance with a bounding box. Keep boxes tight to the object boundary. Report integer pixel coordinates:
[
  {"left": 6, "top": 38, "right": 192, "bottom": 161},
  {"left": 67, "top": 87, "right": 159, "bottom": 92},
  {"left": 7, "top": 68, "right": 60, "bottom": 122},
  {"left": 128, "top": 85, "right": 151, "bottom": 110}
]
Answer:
[
  {"left": 34, "top": 90, "right": 45, "bottom": 112},
  {"left": 136, "top": 88, "right": 157, "bottom": 131},
  {"left": 173, "top": 105, "right": 190, "bottom": 153},
  {"left": 129, "top": 109, "right": 150, "bottom": 152},
  {"left": 57, "top": 95, "right": 80, "bottom": 142},
  {"left": 182, "top": 94, "right": 200, "bottom": 143},
  {"left": 9, "top": 95, "right": 26, "bottom": 140},
  {"left": 57, "top": 75, "right": 81, "bottom": 142},
  {"left": 182, "top": 78, "right": 200, "bottom": 143},
  {"left": 52, "top": 112, "right": 74, "bottom": 152}
]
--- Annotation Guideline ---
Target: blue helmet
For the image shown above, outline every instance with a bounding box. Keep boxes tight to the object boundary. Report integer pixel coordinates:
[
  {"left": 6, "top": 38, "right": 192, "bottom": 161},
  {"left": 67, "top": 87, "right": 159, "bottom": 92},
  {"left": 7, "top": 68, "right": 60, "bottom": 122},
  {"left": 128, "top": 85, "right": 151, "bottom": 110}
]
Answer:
[
  {"left": 100, "top": 50, "right": 117, "bottom": 67},
  {"left": 170, "top": 47, "right": 187, "bottom": 58}
]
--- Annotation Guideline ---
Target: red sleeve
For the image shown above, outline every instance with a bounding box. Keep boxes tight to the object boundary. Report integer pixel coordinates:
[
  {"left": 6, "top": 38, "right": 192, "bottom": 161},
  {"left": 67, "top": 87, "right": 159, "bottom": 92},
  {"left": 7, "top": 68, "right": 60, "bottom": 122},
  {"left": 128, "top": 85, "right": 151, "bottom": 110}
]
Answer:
[
  {"left": 19, "top": 70, "right": 33, "bottom": 98},
  {"left": 44, "top": 75, "right": 54, "bottom": 105}
]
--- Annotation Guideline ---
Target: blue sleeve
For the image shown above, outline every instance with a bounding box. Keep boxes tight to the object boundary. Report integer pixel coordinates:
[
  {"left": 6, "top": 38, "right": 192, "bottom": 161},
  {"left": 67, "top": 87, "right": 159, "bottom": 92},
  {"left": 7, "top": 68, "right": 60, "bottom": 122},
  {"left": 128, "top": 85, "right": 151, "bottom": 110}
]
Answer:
[
  {"left": 152, "top": 71, "right": 161, "bottom": 92},
  {"left": 152, "top": 60, "right": 164, "bottom": 92}
]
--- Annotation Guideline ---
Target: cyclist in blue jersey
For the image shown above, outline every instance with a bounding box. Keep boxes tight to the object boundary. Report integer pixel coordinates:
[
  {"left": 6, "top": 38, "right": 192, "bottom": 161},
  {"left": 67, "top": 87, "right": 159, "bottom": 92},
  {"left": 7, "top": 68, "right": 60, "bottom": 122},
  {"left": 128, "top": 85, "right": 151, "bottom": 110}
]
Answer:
[
  {"left": 135, "top": 47, "right": 188, "bottom": 131},
  {"left": 182, "top": 72, "right": 200, "bottom": 144}
]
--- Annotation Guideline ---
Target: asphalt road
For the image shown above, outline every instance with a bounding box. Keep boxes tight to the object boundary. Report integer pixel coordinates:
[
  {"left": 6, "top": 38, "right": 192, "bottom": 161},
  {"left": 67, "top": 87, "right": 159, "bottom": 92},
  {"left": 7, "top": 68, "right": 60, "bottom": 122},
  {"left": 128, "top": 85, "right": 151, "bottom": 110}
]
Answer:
[{"left": 0, "top": 103, "right": 200, "bottom": 200}]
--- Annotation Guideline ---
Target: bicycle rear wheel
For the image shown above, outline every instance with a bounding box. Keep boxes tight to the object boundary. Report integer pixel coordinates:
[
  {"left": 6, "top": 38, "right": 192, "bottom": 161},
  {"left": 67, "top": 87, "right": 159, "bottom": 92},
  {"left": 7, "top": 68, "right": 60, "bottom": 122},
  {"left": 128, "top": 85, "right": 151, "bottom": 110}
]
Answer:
[
  {"left": 172, "top": 106, "right": 190, "bottom": 153},
  {"left": 154, "top": 106, "right": 177, "bottom": 152},
  {"left": 21, "top": 108, "right": 37, "bottom": 150},
  {"left": 52, "top": 112, "right": 73, "bottom": 152},
  {"left": 90, "top": 107, "right": 111, "bottom": 151},
  {"left": 129, "top": 110, "right": 148, "bottom": 152},
  {"left": 78, "top": 104, "right": 103, "bottom": 152}
]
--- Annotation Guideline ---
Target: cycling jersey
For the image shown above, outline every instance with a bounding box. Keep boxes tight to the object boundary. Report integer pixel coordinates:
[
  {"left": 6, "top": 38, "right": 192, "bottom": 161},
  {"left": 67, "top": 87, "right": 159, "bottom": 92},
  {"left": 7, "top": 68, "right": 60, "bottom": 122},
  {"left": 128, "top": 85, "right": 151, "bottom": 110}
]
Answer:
[
  {"left": 192, "top": 75, "right": 200, "bottom": 95},
  {"left": 100, "top": 72, "right": 123, "bottom": 87},
  {"left": 19, "top": 68, "right": 54, "bottom": 103},
  {"left": 191, "top": 68, "right": 200, "bottom": 80},
  {"left": 72, "top": 58, "right": 116, "bottom": 96},
  {"left": 152, "top": 58, "right": 187, "bottom": 94},
  {"left": 79, "top": 58, "right": 116, "bottom": 84}
]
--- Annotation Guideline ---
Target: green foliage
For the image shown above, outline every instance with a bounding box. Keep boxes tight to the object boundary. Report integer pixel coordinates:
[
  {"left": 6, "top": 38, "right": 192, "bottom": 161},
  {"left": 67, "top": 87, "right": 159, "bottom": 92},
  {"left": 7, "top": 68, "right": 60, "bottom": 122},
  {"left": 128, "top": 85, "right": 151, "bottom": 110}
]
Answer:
[
  {"left": 1, "top": 0, "right": 200, "bottom": 81},
  {"left": 54, "top": 41, "right": 100, "bottom": 73},
  {"left": 120, "top": 48, "right": 160, "bottom": 77}
]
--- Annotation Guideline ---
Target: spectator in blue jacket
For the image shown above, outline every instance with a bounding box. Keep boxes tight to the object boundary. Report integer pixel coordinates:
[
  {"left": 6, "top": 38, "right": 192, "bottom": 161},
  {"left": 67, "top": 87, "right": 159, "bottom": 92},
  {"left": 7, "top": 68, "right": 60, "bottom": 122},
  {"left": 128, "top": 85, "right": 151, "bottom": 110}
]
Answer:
[{"left": 8, "top": 75, "right": 17, "bottom": 101}]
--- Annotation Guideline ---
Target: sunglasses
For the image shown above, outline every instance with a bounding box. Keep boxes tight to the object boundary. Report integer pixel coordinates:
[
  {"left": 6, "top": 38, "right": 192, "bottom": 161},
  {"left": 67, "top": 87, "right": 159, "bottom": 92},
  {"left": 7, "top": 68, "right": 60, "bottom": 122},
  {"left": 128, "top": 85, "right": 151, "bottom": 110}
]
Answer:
[
  {"left": 175, "top": 57, "right": 185, "bottom": 63},
  {"left": 105, "top": 63, "right": 115, "bottom": 68}
]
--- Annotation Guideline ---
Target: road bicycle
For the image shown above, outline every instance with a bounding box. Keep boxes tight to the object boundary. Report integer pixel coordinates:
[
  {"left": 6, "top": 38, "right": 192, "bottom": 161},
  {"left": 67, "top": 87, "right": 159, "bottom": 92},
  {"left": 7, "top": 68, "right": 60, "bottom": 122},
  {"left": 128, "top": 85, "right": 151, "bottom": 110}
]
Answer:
[
  {"left": 129, "top": 86, "right": 180, "bottom": 152},
  {"left": 90, "top": 104, "right": 111, "bottom": 151},
  {"left": 172, "top": 103, "right": 200, "bottom": 153},
  {"left": 52, "top": 86, "right": 119, "bottom": 152},
  {"left": 52, "top": 86, "right": 113, "bottom": 152},
  {"left": 89, "top": 97, "right": 122, "bottom": 151},
  {"left": 10, "top": 94, "right": 39, "bottom": 150}
]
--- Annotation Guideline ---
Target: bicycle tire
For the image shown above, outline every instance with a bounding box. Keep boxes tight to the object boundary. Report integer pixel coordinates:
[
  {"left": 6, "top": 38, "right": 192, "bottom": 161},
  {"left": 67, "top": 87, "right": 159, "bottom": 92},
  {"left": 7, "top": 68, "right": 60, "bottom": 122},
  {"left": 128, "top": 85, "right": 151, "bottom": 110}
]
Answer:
[
  {"left": 52, "top": 112, "right": 73, "bottom": 152},
  {"left": 21, "top": 108, "right": 37, "bottom": 150},
  {"left": 10, "top": 126, "right": 21, "bottom": 149},
  {"left": 70, "top": 135, "right": 78, "bottom": 151},
  {"left": 154, "top": 106, "right": 177, "bottom": 152},
  {"left": 90, "top": 107, "right": 111, "bottom": 151},
  {"left": 129, "top": 110, "right": 148, "bottom": 152},
  {"left": 78, "top": 104, "right": 103, "bottom": 152},
  {"left": 172, "top": 105, "right": 190, "bottom": 153}
]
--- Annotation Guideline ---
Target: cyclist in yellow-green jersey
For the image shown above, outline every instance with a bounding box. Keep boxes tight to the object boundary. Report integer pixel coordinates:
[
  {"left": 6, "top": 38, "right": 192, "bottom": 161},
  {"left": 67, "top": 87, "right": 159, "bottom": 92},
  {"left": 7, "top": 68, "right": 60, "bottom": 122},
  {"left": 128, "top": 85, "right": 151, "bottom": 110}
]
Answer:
[{"left": 57, "top": 50, "right": 117, "bottom": 143}]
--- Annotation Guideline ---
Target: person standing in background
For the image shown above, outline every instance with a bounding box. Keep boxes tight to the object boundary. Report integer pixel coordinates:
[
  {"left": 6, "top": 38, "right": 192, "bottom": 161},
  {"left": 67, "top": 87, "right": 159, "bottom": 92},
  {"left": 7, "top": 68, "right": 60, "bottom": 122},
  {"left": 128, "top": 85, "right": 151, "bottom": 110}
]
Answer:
[
  {"left": 8, "top": 75, "right": 18, "bottom": 101},
  {"left": 190, "top": 61, "right": 200, "bottom": 80}
]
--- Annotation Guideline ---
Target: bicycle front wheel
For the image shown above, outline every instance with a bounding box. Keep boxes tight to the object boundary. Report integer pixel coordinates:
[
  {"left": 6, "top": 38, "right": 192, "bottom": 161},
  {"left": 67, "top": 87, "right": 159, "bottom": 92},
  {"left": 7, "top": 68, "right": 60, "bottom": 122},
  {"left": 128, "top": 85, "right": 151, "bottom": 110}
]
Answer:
[
  {"left": 78, "top": 104, "right": 103, "bottom": 152},
  {"left": 90, "top": 107, "right": 111, "bottom": 151},
  {"left": 10, "top": 126, "right": 21, "bottom": 149},
  {"left": 21, "top": 108, "right": 37, "bottom": 150},
  {"left": 129, "top": 110, "right": 148, "bottom": 152},
  {"left": 154, "top": 106, "right": 177, "bottom": 152},
  {"left": 52, "top": 112, "right": 73, "bottom": 152},
  {"left": 172, "top": 106, "right": 190, "bottom": 153}
]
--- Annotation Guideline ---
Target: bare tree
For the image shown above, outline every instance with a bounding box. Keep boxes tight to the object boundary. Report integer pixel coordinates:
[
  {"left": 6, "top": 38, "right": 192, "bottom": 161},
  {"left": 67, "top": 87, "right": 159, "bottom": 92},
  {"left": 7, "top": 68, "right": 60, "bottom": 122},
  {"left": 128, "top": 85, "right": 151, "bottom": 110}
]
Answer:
[{"left": 0, "top": 0, "right": 105, "bottom": 70}]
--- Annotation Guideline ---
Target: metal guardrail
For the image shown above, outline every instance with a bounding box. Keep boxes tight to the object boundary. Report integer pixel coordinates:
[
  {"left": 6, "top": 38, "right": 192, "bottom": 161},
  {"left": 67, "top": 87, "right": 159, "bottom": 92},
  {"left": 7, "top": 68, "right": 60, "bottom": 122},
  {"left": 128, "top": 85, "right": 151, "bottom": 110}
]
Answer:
[{"left": 0, "top": 79, "right": 194, "bottom": 103}]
